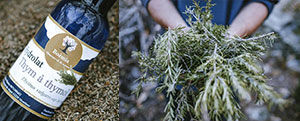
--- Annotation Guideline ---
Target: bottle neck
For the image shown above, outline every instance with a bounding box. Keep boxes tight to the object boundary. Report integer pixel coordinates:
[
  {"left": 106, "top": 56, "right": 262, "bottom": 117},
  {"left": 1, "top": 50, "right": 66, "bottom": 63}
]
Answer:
[{"left": 82, "top": 0, "right": 116, "bottom": 16}]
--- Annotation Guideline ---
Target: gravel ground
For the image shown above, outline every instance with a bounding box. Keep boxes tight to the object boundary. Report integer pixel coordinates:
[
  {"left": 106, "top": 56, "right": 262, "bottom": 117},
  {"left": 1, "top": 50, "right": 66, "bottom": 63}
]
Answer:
[{"left": 0, "top": 0, "right": 119, "bottom": 121}]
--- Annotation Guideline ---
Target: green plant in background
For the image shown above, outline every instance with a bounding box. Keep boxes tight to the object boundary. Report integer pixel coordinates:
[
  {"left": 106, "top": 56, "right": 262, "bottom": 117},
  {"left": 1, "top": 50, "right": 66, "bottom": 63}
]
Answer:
[
  {"left": 133, "top": 1, "right": 287, "bottom": 121},
  {"left": 56, "top": 70, "right": 77, "bottom": 86}
]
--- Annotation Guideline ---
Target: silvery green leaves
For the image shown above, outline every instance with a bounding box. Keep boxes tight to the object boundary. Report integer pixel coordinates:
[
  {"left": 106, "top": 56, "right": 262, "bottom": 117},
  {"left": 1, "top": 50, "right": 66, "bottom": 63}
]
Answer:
[
  {"left": 56, "top": 70, "right": 77, "bottom": 86},
  {"left": 133, "top": 0, "right": 286, "bottom": 121}
]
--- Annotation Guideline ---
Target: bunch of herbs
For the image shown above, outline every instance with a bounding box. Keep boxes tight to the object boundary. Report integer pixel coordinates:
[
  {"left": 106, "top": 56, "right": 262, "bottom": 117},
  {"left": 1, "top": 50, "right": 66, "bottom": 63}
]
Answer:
[{"left": 133, "top": 1, "right": 286, "bottom": 120}]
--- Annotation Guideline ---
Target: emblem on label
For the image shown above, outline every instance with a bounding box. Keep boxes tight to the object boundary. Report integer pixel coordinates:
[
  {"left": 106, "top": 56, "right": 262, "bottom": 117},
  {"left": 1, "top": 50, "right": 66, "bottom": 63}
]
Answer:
[{"left": 45, "top": 33, "right": 83, "bottom": 71}]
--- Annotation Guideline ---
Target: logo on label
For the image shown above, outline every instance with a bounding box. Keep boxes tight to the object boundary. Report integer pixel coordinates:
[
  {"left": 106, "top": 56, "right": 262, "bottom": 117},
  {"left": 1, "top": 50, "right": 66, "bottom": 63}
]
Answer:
[
  {"left": 45, "top": 33, "right": 82, "bottom": 71},
  {"left": 61, "top": 36, "right": 77, "bottom": 54}
]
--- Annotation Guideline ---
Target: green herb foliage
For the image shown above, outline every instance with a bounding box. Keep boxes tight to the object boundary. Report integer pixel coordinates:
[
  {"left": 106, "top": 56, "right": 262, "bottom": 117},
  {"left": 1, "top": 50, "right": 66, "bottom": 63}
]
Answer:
[
  {"left": 56, "top": 70, "right": 77, "bottom": 86},
  {"left": 133, "top": 1, "right": 286, "bottom": 121}
]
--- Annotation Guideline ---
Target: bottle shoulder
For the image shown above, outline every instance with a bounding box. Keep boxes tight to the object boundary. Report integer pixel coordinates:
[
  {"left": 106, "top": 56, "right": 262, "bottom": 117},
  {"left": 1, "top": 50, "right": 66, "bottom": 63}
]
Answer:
[{"left": 50, "top": 1, "right": 109, "bottom": 50}]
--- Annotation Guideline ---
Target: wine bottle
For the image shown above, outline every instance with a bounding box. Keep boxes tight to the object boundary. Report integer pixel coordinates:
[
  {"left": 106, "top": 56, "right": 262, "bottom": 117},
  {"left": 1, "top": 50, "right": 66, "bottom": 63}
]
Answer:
[{"left": 0, "top": 0, "right": 116, "bottom": 120}]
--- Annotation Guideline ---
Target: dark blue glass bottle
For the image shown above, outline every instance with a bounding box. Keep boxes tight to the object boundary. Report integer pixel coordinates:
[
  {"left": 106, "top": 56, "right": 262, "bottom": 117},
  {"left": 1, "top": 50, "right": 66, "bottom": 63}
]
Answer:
[{"left": 0, "top": 0, "right": 116, "bottom": 121}]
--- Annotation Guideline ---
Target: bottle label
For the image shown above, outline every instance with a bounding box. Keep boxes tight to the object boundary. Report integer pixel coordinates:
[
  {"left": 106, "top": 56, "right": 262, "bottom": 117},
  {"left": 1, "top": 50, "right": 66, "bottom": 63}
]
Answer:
[{"left": 0, "top": 15, "right": 100, "bottom": 119}]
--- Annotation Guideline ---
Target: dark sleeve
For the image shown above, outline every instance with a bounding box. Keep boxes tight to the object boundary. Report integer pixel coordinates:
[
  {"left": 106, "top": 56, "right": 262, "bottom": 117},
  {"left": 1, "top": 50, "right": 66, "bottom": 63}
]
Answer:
[
  {"left": 141, "top": 0, "right": 151, "bottom": 8},
  {"left": 246, "top": 0, "right": 279, "bottom": 15}
]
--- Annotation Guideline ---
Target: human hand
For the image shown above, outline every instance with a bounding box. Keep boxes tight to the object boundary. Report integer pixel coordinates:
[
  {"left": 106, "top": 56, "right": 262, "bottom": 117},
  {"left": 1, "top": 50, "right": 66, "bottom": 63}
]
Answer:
[
  {"left": 148, "top": 0, "right": 189, "bottom": 31},
  {"left": 227, "top": 2, "right": 268, "bottom": 38},
  {"left": 227, "top": 24, "right": 247, "bottom": 38}
]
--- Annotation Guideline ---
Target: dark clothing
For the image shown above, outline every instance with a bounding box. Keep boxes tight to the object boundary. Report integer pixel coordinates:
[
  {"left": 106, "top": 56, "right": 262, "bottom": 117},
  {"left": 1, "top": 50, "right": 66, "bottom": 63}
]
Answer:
[{"left": 142, "top": 0, "right": 279, "bottom": 26}]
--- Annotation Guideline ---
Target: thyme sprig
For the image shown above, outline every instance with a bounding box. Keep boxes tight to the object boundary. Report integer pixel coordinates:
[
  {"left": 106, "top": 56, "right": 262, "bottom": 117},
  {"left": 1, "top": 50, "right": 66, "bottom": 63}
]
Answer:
[{"left": 56, "top": 70, "right": 77, "bottom": 86}]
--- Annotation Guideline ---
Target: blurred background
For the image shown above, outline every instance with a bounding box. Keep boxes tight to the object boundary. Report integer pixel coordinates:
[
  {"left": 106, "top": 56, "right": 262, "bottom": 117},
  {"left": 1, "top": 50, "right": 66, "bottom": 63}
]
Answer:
[
  {"left": 120, "top": 0, "right": 300, "bottom": 121},
  {"left": 0, "top": 0, "right": 119, "bottom": 120}
]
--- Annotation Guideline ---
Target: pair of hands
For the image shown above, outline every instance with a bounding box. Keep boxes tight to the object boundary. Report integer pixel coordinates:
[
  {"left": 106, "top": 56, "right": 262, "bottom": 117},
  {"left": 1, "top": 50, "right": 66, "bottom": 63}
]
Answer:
[{"left": 148, "top": 0, "right": 269, "bottom": 38}]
